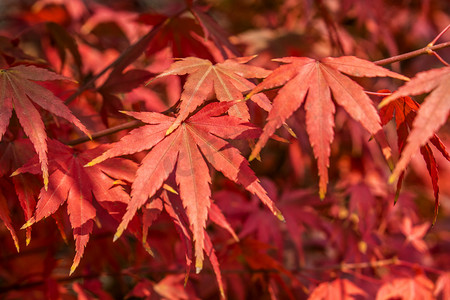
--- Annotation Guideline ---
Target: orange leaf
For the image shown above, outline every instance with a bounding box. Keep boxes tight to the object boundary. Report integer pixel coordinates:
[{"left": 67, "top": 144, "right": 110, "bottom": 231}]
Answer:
[
  {"left": 248, "top": 56, "right": 407, "bottom": 198},
  {"left": 87, "top": 101, "right": 282, "bottom": 272}
]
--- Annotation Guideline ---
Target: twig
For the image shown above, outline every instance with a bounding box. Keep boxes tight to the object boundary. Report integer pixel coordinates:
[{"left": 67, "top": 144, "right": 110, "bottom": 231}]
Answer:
[
  {"left": 373, "top": 41, "right": 450, "bottom": 66},
  {"left": 429, "top": 24, "right": 450, "bottom": 46},
  {"left": 66, "top": 120, "right": 143, "bottom": 146},
  {"left": 430, "top": 51, "right": 450, "bottom": 66}
]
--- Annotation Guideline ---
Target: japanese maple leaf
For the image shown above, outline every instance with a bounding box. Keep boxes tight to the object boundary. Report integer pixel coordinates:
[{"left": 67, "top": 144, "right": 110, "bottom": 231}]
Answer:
[
  {"left": 379, "top": 66, "right": 450, "bottom": 183},
  {"left": 0, "top": 65, "right": 90, "bottom": 188},
  {"left": 139, "top": 11, "right": 219, "bottom": 61},
  {"left": 246, "top": 56, "right": 408, "bottom": 198},
  {"left": 151, "top": 56, "right": 272, "bottom": 134},
  {"left": 190, "top": 5, "right": 241, "bottom": 60},
  {"left": 127, "top": 276, "right": 189, "bottom": 300},
  {"left": 87, "top": 101, "right": 283, "bottom": 273},
  {"left": 0, "top": 138, "right": 41, "bottom": 247},
  {"left": 0, "top": 187, "right": 19, "bottom": 252},
  {"left": 435, "top": 272, "right": 450, "bottom": 300},
  {"left": 376, "top": 275, "right": 434, "bottom": 300},
  {"left": 14, "top": 140, "right": 137, "bottom": 275},
  {"left": 309, "top": 278, "right": 368, "bottom": 300},
  {"left": 379, "top": 91, "right": 449, "bottom": 221},
  {"left": 400, "top": 217, "right": 430, "bottom": 253},
  {"left": 98, "top": 68, "right": 152, "bottom": 125},
  {"left": 236, "top": 180, "right": 325, "bottom": 261},
  {"left": 162, "top": 191, "right": 225, "bottom": 297}
]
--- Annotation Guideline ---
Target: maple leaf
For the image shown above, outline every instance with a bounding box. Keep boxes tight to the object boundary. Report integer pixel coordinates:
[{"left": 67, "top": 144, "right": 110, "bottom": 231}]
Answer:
[
  {"left": 0, "top": 138, "right": 40, "bottom": 246},
  {"left": 400, "top": 217, "right": 430, "bottom": 253},
  {"left": 308, "top": 278, "right": 368, "bottom": 300},
  {"left": 46, "top": 22, "right": 82, "bottom": 73},
  {"left": 234, "top": 238, "right": 304, "bottom": 294},
  {"left": 0, "top": 188, "right": 19, "bottom": 252},
  {"left": 376, "top": 274, "right": 434, "bottom": 300},
  {"left": 246, "top": 56, "right": 409, "bottom": 198},
  {"left": 1, "top": 65, "right": 90, "bottom": 188},
  {"left": 435, "top": 272, "right": 450, "bottom": 300},
  {"left": 127, "top": 276, "right": 190, "bottom": 300},
  {"left": 14, "top": 140, "right": 137, "bottom": 275},
  {"left": 87, "top": 101, "right": 283, "bottom": 273},
  {"left": 151, "top": 56, "right": 272, "bottom": 134},
  {"left": 190, "top": 5, "right": 241, "bottom": 60},
  {"left": 379, "top": 66, "right": 450, "bottom": 183},
  {"left": 379, "top": 91, "right": 449, "bottom": 222},
  {"left": 138, "top": 9, "right": 233, "bottom": 62},
  {"left": 162, "top": 190, "right": 225, "bottom": 297},
  {"left": 209, "top": 202, "right": 239, "bottom": 242},
  {"left": 98, "top": 68, "right": 152, "bottom": 125}
]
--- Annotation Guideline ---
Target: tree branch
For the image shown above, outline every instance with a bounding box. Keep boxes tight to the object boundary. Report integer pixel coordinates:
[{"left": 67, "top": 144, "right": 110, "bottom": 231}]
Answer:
[
  {"left": 373, "top": 41, "right": 450, "bottom": 66},
  {"left": 66, "top": 120, "right": 143, "bottom": 146}
]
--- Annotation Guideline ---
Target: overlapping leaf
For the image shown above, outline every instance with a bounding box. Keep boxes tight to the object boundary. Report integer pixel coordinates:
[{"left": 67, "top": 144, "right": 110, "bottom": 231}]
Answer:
[
  {"left": 246, "top": 56, "right": 408, "bottom": 198},
  {"left": 14, "top": 140, "right": 138, "bottom": 274},
  {"left": 0, "top": 187, "right": 19, "bottom": 252},
  {"left": 435, "top": 272, "right": 450, "bottom": 300},
  {"left": 0, "top": 138, "right": 40, "bottom": 248},
  {"left": 376, "top": 275, "right": 434, "bottom": 300},
  {"left": 0, "top": 65, "right": 90, "bottom": 188},
  {"left": 309, "top": 278, "right": 368, "bottom": 300},
  {"left": 379, "top": 91, "right": 449, "bottom": 222},
  {"left": 87, "top": 101, "right": 283, "bottom": 273},
  {"left": 151, "top": 56, "right": 272, "bottom": 134},
  {"left": 379, "top": 66, "right": 450, "bottom": 183},
  {"left": 162, "top": 191, "right": 226, "bottom": 298}
]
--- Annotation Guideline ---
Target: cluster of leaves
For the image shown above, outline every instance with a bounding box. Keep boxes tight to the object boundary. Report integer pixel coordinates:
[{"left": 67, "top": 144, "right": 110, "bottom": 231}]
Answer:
[{"left": 0, "top": 0, "right": 449, "bottom": 299}]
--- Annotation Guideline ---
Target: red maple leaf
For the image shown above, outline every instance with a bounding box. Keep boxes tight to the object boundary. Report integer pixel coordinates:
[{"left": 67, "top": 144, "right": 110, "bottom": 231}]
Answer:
[
  {"left": 0, "top": 138, "right": 41, "bottom": 249},
  {"left": 14, "top": 140, "right": 138, "bottom": 274},
  {"left": 127, "top": 275, "right": 190, "bottom": 300},
  {"left": 400, "top": 217, "right": 430, "bottom": 253},
  {"left": 162, "top": 190, "right": 226, "bottom": 297},
  {"left": 379, "top": 66, "right": 450, "bottom": 184},
  {"left": 0, "top": 65, "right": 90, "bottom": 188},
  {"left": 376, "top": 274, "right": 434, "bottom": 300},
  {"left": 435, "top": 272, "right": 450, "bottom": 300},
  {"left": 151, "top": 56, "right": 272, "bottom": 134},
  {"left": 309, "top": 278, "right": 368, "bottom": 300},
  {"left": 246, "top": 56, "right": 408, "bottom": 198},
  {"left": 87, "top": 101, "right": 283, "bottom": 273},
  {"left": 138, "top": 6, "right": 237, "bottom": 62},
  {"left": 379, "top": 90, "right": 449, "bottom": 221},
  {"left": 0, "top": 186, "right": 19, "bottom": 252},
  {"left": 190, "top": 5, "right": 241, "bottom": 60}
]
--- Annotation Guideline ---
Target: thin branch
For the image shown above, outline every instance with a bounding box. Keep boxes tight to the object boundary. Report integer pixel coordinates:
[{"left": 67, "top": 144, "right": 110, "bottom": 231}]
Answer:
[
  {"left": 339, "top": 257, "right": 399, "bottom": 270},
  {"left": 429, "top": 24, "right": 450, "bottom": 46},
  {"left": 373, "top": 41, "right": 450, "bottom": 66},
  {"left": 66, "top": 120, "right": 143, "bottom": 146},
  {"left": 396, "top": 259, "right": 445, "bottom": 275},
  {"left": 430, "top": 51, "right": 450, "bottom": 66}
]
